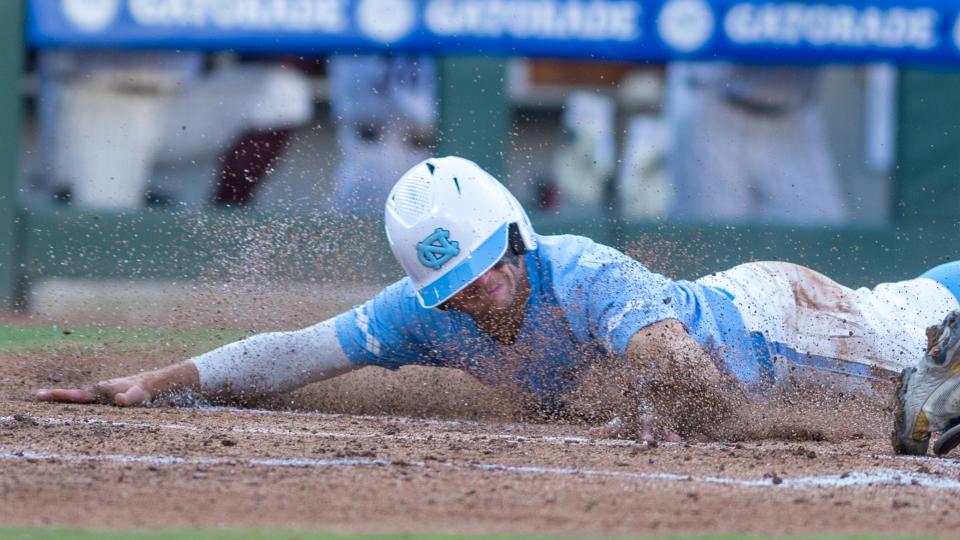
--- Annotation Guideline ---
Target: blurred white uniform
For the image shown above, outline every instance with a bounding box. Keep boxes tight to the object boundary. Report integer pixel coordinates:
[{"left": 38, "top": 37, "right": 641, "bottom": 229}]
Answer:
[
  {"left": 551, "top": 92, "right": 616, "bottom": 213},
  {"left": 35, "top": 50, "right": 202, "bottom": 208},
  {"left": 329, "top": 55, "right": 438, "bottom": 214},
  {"left": 666, "top": 63, "right": 848, "bottom": 225}
]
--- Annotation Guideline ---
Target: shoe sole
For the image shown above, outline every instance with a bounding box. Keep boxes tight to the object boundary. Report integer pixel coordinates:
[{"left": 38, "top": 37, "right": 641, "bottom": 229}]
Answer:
[
  {"left": 891, "top": 367, "right": 930, "bottom": 455},
  {"left": 933, "top": 418, "right": 960, "bottom": 456}
]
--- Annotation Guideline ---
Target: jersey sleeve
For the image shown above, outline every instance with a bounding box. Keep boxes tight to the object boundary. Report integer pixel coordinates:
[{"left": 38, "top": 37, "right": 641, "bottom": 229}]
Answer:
[
  {"left": 555, "top": 241, "right": 680, "bottom": 356},
  {"left": 333, "top": 280, "right": 444, "bottom": 370}
]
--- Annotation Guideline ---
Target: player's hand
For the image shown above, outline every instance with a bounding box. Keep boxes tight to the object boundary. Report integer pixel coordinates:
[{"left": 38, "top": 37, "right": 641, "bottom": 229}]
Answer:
[
  {"left": 638, "top": 414, "right": 683, "bottom": 443},
  {"left": 36, "top": 375, "right": 153, "bottom": 407}
]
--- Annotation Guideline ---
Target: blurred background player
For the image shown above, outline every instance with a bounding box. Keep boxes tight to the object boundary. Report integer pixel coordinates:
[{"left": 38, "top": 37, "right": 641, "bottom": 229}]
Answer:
[
  {"left": 665, "top": 62, "right": 849, "bottom": 225},
  {"left": 328, "top": 54, "right": 438, "bottom": 215},
  {"left": 550, "top": 92, "right": 617, "bottom": 215},
  {"left": 31, "top": 49, "right": 202, "bottom": 208},
  {"left": 151, "top": 55, "right": 314, "bottom": 208},
  {"left": 32, "top": 49, "right": 314, "bottom": 209}
]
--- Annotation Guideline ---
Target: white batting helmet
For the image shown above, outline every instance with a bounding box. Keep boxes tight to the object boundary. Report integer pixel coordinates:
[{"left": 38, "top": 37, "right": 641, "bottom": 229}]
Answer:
[{"left": 385, "top": 156, "right": 537, "bottom": 309}]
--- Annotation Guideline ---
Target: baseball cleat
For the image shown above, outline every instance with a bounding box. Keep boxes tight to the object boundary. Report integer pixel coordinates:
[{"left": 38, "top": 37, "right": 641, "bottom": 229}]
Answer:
[
  {"left": 892, "top": 310, "right": 960, "bottom": 456},
  {"left": 933, "top": 418, "right": 960, "bottom": 456}
]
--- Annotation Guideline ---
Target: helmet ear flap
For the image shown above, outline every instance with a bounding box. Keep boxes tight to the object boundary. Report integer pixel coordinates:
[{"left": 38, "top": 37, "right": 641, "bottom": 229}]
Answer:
[{"left": 508, "top": 223, "right": 529, "bottom": 255}]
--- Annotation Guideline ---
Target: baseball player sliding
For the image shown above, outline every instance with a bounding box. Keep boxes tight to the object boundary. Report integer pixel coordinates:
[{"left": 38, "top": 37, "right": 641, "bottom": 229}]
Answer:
[{"left": 36, "top": 156, "right": 960, "bottom": 456}]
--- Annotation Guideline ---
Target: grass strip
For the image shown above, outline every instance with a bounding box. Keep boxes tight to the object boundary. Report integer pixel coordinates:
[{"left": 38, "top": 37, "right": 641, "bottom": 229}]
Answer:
[{"left": 0, "top": 325, "right": 251, "bottom": 355}]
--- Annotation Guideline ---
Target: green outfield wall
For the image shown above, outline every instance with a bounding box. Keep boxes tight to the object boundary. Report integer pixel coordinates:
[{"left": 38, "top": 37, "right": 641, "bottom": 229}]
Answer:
[
  {"left": 0, "top": 0, "right": 24, "bottom": 309},
  {"left": 896, "top": 69, "right": 960, "bottom": 223},
  {"left": 437, "top": 58, "right": 510, "bottom": 179},
  {"left": 16, "top": 208, "right": 960, "bottom": 291}
]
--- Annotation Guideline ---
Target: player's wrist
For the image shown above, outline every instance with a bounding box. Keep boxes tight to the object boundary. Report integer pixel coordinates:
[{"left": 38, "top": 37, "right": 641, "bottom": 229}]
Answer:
[{"left": 154, "top": 361, "right": 203, "bottom": 398}]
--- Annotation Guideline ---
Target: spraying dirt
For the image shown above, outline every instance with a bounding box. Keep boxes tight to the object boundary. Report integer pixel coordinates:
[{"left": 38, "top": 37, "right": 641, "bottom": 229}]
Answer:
[{"left": 4, "top": 225, "right": 955, "bottom": 536}]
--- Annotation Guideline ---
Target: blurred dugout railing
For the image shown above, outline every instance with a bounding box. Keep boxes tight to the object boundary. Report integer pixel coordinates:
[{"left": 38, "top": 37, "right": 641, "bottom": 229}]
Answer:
[{"left": 4, "top": 0, "right": 960, "bottom": 310}]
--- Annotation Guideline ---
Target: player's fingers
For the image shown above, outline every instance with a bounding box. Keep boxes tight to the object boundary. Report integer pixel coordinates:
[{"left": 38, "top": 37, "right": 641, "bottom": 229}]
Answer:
[
  {"left": 638, "top": 414, "right": 682, "bottom": 443},
  {"left": 639, "top": 429, "right": 682, "bottom": 443},
  {"left": 113, "top": 385, "right": 151, "bottom": 407},
  {"left": 35, "top": 387, "right": 99, "bottom": 403}
]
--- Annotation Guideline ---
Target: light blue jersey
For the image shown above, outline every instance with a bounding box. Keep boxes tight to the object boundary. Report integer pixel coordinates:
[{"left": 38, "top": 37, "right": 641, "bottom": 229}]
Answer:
[{"left": 335, "top": 234, "right": 759, "bottom": 409}]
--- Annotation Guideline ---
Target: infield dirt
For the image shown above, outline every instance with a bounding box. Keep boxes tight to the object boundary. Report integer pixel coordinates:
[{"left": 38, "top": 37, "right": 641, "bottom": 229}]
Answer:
[
  {"left": 3, "top": 347, "right": 960, "bottom": 538},
  {"left": 3, "top": 281, "right": 960, "bottom": 537}
]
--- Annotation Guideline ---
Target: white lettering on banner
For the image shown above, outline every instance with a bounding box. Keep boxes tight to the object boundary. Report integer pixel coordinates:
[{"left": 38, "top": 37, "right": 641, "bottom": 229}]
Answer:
[
  {"left": 356, "top": 0, "right": 417, "bottom": 42},
  {"left": 658, "top": 0, "right": 715, "bottom": 52},
  {"left": 725, "top": 3, "right": 938, "bottom": 50},
  {"left": 128, "top": 0, "right": 348, "bottom": 32},
  {"left": 62, "top": 0, "right": 122, "bottom": 33},
  {"left": 425, "top": 0, "right": 640, "bottom": 41},
  {"left": 953, "top": 12, "right": 960, "bottom": 52}
]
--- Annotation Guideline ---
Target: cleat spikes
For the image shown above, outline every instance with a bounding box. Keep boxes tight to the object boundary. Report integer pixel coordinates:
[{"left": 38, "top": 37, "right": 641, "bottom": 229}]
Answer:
[{"left": 933, "top": 419, "right": 960, "bottom": 456}]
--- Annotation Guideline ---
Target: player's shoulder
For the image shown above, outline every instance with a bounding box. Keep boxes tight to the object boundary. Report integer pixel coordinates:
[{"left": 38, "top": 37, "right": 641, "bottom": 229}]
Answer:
[
  {"left": 374, "top": 277, "right": 417, "bottom": 300},
  {"left": 535, "top": 233, "right": 635, "bottom": 270},
  {"left": 533, "top": 234, "right": 650, "bottom": 301},
  {"left": 368, "top": 278, "right": 431, "bottom": 317}
]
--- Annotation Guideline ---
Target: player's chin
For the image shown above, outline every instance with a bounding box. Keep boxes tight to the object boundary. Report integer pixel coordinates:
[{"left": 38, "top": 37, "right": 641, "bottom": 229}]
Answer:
[{"left": 489, "top": 291, "right": 516, "bottom": 311}]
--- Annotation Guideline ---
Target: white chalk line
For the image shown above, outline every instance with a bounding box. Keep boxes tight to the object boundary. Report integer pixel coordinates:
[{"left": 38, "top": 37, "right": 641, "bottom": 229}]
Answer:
[
  {"left": 2, "top": 446, "right": 959, "bottom": 492},
  {"left": 6, "top": 414, "right": 960, "bottom": 476},
  {"left": 0, "top": 448, "right": 391, "bottom": 468},
  {"left": 0, "top": 415, "right": 635, "bottom": 448},
  {"left": 10, "top": 412, "right": 960, "bottom": 476},
  {"left": 187, "top": 407, "right": 960, "bottom": 464},
  {"left": 200, "top": 406, "right": 589, "bottom": 440},
  {"left": 201, "top": 405, "right": 494, "bottom": 428}
]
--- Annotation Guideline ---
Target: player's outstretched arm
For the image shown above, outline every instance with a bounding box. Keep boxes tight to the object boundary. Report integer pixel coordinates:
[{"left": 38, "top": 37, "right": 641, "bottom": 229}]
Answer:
[
  {"left": 36, "top": 361, "right": 200, "bottom": 407},
  {"left": 624, "top": 319, "right": 738, "bottom": 440},
  {"left": 36, "top": 317, "right": 359, "bottom": 407}
]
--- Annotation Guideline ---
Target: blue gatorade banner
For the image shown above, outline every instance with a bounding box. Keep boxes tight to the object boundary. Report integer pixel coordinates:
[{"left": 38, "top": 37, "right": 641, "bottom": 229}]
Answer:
[{"left": 27, "top": 0, "right": 960, "bottom": 64}]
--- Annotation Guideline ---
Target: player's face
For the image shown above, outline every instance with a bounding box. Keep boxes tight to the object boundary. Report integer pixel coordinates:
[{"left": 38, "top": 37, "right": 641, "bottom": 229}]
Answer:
[{"left": 446, "top": 256, "right": 525, "bottom": 317}]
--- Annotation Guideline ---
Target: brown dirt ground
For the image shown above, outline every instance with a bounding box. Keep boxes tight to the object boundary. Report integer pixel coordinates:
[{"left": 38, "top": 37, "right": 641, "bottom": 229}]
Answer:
[{"left": 3, "top": 349, "right": 960, "bottom": 538}]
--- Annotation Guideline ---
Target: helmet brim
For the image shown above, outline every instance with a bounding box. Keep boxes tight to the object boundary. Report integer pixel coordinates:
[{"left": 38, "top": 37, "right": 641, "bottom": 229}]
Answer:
[{"left": 415, "top": 223, "right": 510, "bottom": 309}]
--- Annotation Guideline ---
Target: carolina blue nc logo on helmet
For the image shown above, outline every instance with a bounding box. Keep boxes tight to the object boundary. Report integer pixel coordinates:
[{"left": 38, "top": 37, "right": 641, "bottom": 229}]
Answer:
[{"left": 417, "top": 228, "right": 460, "bottom": 269}]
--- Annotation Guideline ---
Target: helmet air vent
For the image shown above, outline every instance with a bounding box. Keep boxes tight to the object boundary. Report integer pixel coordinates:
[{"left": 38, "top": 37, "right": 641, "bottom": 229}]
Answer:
[{"left": 392, "top": 173, "right": 434, "bottom": 223}]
